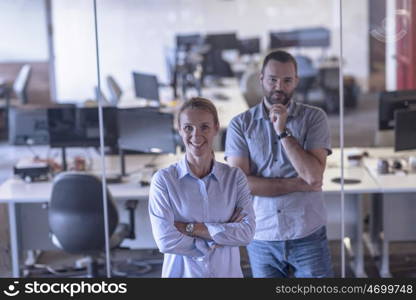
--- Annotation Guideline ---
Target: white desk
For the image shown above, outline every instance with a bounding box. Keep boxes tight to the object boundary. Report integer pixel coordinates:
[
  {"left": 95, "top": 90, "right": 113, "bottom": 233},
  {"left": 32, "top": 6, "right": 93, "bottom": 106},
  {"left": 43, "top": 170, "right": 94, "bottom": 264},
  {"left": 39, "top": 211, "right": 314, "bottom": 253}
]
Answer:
[
  {"left": 0, "top": 153, "right": 181, "bottom": 277},
  {"left": 3, "top": 147, "right": 414, "bottom": 278},
  {"left": 323, "top": 166, "right": 380, "bottom": 278},
  {"left": 117, "top": 78, "right": 248, "bottom": 131},
  {"left": 201, "top": 79, "right": 248, "bottom": 129},
  {"left": 116, "top": 79, "right": 248, "bottom": 151},
  {"left": 361, "top": 150, "right": 416, "bottom": 277},
  {"left": 0, "top": 150, "right": 377, "bottom": 278},
  {"left": 330, "top": 147, "right": 416, "bottom": 277}
]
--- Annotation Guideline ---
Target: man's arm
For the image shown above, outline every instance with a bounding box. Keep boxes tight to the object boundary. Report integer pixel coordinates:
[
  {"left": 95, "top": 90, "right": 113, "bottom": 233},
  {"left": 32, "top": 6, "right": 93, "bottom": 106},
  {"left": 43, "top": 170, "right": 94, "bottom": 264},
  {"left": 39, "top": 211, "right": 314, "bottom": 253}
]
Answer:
[
  {"left": 269, "top": 104, "right": 328, "bottom": 186},
  {"left": 227, "top": 156, "right": 321, "bottom": 197},
  {"left": 280, "top": 139, "right": 327, "bottom": 186}
]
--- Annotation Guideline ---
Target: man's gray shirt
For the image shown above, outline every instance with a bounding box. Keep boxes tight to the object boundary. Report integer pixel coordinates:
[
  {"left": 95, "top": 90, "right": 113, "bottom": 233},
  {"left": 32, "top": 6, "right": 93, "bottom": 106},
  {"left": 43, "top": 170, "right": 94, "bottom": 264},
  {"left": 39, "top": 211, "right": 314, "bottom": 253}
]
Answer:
[{"left": 225, "top": 99, "right": 331, "bottom": 241}]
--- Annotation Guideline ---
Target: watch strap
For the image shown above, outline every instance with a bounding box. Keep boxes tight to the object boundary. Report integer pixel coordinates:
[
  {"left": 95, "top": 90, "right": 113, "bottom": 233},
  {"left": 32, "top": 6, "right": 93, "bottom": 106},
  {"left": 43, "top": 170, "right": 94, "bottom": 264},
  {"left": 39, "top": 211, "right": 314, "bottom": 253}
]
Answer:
[{"left": 278, "top": 129, "right": 291, "bottom": 140}]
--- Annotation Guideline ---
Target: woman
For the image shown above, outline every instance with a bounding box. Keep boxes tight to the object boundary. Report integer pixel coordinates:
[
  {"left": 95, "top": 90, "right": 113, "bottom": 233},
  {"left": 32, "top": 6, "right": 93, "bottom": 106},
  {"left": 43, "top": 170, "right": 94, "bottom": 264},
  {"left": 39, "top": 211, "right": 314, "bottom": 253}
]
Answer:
[{"left": 149, "top": 97, "right": 255, "bottom": 278}]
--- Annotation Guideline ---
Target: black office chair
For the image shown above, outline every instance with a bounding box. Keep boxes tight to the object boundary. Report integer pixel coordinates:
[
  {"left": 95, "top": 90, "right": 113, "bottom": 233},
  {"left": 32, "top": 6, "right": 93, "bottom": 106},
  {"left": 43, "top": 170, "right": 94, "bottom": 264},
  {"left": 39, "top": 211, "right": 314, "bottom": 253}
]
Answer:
[
  {"left": 47, "top": 172, "right": 156, "bottom": 277},
  {"left": 47, "top": 172, "right": 126, "bottom": 276}
]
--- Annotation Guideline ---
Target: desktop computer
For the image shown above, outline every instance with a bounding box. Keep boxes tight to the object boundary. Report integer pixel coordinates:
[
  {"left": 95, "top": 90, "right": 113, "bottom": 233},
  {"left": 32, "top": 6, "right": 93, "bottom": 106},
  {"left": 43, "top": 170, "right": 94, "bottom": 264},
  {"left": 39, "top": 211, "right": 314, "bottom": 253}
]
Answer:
[
  {"left": 132, "top": 72, "right": 160, "bottom": 102},
  {"left": 47, "top": 106, "right": 119, "bottom": 171},
  {"left": 8, "top": 107, "right": 49, "bottom": 145},
  {"left": 394, "top": 109, "right": 416, "bottom": 152}
]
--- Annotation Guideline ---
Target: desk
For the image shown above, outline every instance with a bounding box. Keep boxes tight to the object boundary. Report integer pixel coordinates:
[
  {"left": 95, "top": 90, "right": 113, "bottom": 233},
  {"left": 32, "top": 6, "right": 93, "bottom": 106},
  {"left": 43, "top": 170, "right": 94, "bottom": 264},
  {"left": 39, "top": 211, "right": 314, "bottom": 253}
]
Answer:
[
  {"left": 323, "top": 166, "right": 379, "bottom": 277},
  {"left": 361, "top": 149, "right": 416, "bottom": 277},
  {"left": 0, "top": 149, "right": 376, "bottom": 278},
  {"left": 200, "top": 78, "right": 248, "bottom": 129},
  {"left": 117, "top": 78, "right": 248, "bottom": 131},
  {"left": 2, "top": 147, "right": 414, "bottom": 278},
  {"left": 116, "top": 79, "right": 248, "bottom": 151},
  {"left": 331, "top": 147, "right": 416, "bottom": 277},
  {"left": 0, "top": 153, "right": 180, "bottom": 277}
]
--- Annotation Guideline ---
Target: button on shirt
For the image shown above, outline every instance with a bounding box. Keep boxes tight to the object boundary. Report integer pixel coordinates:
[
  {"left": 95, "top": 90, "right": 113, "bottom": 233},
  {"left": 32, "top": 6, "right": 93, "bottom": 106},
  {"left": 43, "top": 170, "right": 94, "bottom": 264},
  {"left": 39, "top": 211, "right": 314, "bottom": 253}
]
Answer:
[
  {"left": 225, "top": 100, "right": 332, "bottom": 241},
  {"left": 149, "top": 157, "right": 255, "bottom": 278}
]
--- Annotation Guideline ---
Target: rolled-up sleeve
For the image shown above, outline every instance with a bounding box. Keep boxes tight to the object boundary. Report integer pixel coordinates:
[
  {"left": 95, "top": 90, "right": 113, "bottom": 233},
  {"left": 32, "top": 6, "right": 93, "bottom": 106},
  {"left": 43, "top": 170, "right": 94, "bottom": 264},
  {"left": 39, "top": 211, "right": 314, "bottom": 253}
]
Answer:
[
  {"left": 204, "top": 169, "right": 255, "bottom": 246},
  {"left": 225, "top": 116, "right": 249, "bottom": 159},
  {"left": 305, "top": 108, "right": 332, "bottom": 155},
  {"left": 149, "top": 170, "right": 211, "bottom": 257}
]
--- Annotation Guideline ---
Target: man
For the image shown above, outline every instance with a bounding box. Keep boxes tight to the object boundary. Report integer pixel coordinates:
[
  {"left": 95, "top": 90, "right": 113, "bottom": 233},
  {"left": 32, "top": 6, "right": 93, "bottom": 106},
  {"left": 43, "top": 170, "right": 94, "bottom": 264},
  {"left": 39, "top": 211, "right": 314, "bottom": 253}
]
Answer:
[{"left": 225, "top": 50, "right": 333, "bottom": 277}]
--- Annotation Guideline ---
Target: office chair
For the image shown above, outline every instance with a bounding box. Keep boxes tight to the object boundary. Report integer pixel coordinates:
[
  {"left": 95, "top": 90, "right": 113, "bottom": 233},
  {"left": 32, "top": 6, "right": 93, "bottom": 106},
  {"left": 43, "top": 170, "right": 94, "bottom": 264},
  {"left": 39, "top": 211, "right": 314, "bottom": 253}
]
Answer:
[
  {"left": 13, "top": 64, "right": 32, "bottom": 105},
  {"left": 319, "top": 66, "right": 339, "bottom": 114},
  {"left": 294, "top": 55, "right": 318, "bottom": 105},
  {"left": 0, "top": 64, "right": 31, "bottom": 136},
  {"left": 239, "top": 63, "right": 262, "bottom": 108},
  {"left": 0, "top": 81, "right": 12, "bottom": 135},
  {"left": 106, "top": 75, "right": 123, "bottom": 105},
  {"left": 47, "top": 172, "right": 154, "bottom": 277}
]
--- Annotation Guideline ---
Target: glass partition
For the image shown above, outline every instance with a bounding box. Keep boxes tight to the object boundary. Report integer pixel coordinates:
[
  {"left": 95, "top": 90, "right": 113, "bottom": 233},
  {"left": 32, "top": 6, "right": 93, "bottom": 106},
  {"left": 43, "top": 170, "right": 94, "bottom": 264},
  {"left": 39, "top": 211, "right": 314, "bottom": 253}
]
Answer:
[
  {"left": 0, "top": 0, "right": 109, "bottom": 277},
  {"left": 95, "top": 0, "right": 343, "bottom": 278},
  {"left": 342, "top": 0, "right": 416, "bottom": 278},
  {"left": 10, "top": 0, "right": 416, "bottom": 279}
]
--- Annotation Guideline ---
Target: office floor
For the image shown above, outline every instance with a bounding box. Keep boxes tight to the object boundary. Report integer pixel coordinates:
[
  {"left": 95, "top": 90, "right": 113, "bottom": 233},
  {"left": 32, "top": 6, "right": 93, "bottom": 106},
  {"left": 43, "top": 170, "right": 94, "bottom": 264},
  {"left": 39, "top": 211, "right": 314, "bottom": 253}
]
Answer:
[
  {"left": 1, "top": 92, "right": 415, "bottom": 278},
  {"left": 15, "top": 241, "right": 416, "bottom": 278}
]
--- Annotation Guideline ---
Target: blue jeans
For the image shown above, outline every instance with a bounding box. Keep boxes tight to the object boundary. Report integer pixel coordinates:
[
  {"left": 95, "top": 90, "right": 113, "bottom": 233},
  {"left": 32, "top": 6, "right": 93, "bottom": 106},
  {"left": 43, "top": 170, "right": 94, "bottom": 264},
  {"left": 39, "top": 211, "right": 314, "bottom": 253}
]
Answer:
[{"left": 246, "top": 226, "right": 333, "bottom": 278}]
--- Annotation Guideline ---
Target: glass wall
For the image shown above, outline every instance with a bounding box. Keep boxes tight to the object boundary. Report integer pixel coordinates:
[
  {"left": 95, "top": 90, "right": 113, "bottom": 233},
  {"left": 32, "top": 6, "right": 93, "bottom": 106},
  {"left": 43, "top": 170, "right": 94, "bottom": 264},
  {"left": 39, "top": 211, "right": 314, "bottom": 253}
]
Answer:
[
  {"left": 342, "top": 0, "right": 416, "bottom": 278},
  {"left": 2, "top": 0, "right": 415, "bottom": 279},
  {"left": 94, "top": 0, "right": 343, "bottom": 277}
]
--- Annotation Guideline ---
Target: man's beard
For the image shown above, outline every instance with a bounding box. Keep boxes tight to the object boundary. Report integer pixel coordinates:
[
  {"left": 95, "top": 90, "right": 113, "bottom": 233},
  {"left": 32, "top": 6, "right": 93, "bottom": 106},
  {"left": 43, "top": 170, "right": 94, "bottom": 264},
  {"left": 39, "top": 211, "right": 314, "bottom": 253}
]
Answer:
[{"left": 264, "top": 90, "right": 293, "bottom": 106}]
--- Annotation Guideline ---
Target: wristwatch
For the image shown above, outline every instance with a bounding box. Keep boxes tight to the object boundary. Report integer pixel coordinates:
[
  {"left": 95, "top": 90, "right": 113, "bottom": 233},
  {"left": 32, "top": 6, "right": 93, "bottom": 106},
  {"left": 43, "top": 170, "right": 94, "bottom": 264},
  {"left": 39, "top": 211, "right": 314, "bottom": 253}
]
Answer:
[
  {"left": 277, "top": 128, "right": 292, "bottom": 140},
  {"left": 185, "top": 223, "right": 195, "bottom": 235}
]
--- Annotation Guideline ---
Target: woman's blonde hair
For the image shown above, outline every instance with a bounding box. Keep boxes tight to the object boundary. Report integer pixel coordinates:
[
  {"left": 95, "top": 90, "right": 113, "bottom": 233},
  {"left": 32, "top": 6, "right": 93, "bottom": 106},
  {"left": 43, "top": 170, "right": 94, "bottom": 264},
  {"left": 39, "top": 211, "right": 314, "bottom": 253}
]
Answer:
[{"left": 177, "top": 97, "right": 219, "bottom": 126}]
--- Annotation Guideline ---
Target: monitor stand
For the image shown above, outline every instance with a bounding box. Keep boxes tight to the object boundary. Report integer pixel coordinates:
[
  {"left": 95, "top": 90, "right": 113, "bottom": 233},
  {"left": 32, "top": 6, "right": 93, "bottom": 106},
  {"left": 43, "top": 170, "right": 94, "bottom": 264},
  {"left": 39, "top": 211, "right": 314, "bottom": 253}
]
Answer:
[
  {"left": 61, "top": 147, "right": 68, "bottom": 171},
  {"left": 119, "top": 148, "right": 126, "bottom": 176}
]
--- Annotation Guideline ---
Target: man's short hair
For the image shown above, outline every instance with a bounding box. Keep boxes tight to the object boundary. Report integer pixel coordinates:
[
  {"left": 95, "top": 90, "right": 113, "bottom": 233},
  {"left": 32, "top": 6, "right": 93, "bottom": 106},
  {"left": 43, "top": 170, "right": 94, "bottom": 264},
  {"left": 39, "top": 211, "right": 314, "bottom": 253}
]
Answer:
[{"left": 261, "top": 50, "right": 298, "bottom": 75}]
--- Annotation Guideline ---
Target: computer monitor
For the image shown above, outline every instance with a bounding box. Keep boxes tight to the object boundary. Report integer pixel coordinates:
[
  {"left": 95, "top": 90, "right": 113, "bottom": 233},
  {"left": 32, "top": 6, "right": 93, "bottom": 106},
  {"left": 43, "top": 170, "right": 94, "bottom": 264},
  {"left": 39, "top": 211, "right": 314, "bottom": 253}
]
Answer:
[
  {"left": 132, "top": 72, "right": 160, "bottom": 102},
  {"left": 8, "top": 106, "right": 49, "bottom": 145},
  {"left": 394, "top": 109, "right": 416, "bottom": 151},
  {"left": 204, "top": 32, "right": 239, "bottom": 50},
  {"left": 297, "top": 27, "right": 330, "bottom": 47},
  {"left": 269, "top": 30, "right": 299, "bottom": 49},
  {"left": 47, "top": 107, "right": 118, "bottom": 148},
  {"left": 269, "top": 27, "right": 330, "bottom": 49},
  {"left": 203, "top": 50, "right": 234, "bottom": 78},
  {"left": 202, "top": 33, "right": 238, "bottom": 79},
  {"left": 238, "top": 38, "right": 260, "bottom": 55},
  {"left": 176, "top": 33, "right": 202, "bottom": 51},
  {"left": 118, "top": 108, "right": 176, "bottom": 154},
  {"left": 379, "top": 90, "right": 416, "bottom": 130}
]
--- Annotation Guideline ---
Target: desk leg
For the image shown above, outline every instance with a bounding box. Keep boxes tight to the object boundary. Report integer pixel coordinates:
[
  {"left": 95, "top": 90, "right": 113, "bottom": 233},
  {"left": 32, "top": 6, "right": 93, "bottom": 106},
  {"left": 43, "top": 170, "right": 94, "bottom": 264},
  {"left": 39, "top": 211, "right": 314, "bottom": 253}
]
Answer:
[
  {"left": 380, "top": 196, "right": 392, "bottom": 278},
  {"left": 353, "top": 194, "right": 367, "bottom": 277},
  {"left": 345, "top": 194, "right": 367, "bottom": 278},
  {"left": 380, "top": 239, "right": 392, "bottom": 278},
  {"left": 8, "top": 202, "right": 20, "bottom": 277}
]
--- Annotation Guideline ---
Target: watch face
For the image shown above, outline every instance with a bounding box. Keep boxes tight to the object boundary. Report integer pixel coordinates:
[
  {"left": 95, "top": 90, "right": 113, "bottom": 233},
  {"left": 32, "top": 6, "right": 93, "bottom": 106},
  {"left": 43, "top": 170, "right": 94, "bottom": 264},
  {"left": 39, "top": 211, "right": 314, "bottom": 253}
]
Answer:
[{"left": 186, "top": 223, "right": 194, "bottom": 233}]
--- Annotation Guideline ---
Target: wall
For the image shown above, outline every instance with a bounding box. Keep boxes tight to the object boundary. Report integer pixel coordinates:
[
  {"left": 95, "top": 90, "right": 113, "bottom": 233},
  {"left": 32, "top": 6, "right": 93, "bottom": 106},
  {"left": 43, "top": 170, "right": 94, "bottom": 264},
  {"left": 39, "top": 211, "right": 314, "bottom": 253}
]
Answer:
[
  {"left": 51, "top": 0, "right": 369, "bottom": 102},
  {"left": 0, "top": 0, "right": 48, "bottom": 62}
]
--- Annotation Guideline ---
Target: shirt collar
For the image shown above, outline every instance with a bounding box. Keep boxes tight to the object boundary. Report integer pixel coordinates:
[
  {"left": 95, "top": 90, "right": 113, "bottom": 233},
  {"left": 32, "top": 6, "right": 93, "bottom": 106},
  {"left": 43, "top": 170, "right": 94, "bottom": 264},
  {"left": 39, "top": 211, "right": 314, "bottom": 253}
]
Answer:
[
  {"left": 254, "top": 97, "right": 300, "bottom": 120},
  {"left": 177, "top": 156, "right": 220, "bottom": 181}
]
